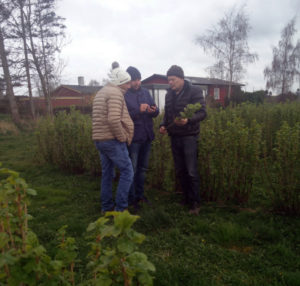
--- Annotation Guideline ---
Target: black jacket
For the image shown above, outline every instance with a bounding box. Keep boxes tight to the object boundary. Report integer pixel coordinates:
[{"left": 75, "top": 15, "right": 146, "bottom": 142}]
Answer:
[{"left": 162, "top": 80, "right": 207, "bottom": 136}]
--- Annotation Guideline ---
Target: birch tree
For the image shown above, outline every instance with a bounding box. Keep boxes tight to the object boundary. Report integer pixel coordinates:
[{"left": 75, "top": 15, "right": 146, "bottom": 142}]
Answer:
[
  {"left": 196, "top": 6, "right": 258, "bottom": 98},
  {"left": 27, "top": 0, "right": 65, "bottom": 115},
  {"left": 264, "top": 17, "right": 300, "bottom": 95}
]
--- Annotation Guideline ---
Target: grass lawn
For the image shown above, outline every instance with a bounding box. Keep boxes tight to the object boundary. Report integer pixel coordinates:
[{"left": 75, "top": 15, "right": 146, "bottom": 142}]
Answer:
[{"left": 0, "top": 130, "right": 299, "bottom": 286}]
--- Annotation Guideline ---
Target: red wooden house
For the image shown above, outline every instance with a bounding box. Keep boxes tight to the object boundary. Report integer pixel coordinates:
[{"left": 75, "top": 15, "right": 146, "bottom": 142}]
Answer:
[
  {"left": 142, "top": 74, "right": 244, "bottom": 109},
  {"left": 50, "top": 84, "right": 102, "bottom": 107},
  {"left": 34, "top": 83, "right": 102, "bottom": 112}
]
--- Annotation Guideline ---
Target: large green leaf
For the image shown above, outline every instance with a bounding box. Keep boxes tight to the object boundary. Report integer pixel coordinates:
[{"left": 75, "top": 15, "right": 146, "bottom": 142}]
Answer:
[
  {"left": 114, "top": 211, "right": 139, "bottom": 231},
  {"left": 117, "top": 237, "right": 135, "bottom": 254}
]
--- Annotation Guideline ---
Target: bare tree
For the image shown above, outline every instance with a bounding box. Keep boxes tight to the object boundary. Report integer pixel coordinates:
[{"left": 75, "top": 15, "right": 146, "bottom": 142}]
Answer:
[
  {"left": 264, "top": 17, "right": 300, "bottom": 95},
  {"left": 0, "top": 77, "right": 4, "bottom": 98},
  {"left": 8, "top": 0, "right": 36, "bottom": 118},
  {"left": 0, "top": 2, "right": 20, "bottom": 123},
  {"left": 27, "top": 0, "right": 65, "bottom": 115},
  {"left": 196, "top": 6, "right": 258, "bottom": 97}
]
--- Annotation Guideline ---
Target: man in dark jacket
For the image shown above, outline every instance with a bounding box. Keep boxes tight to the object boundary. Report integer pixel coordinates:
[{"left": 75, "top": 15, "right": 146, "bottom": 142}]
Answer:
[
  {"left": 159, "top": 65, "right": 206, "bottom": 215},
  {"left": 125, "top": 66, "right": 159, "bottom": 209}
]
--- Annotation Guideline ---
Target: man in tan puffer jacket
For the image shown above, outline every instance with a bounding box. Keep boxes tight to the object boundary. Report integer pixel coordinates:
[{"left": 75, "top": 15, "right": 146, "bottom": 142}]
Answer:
[{"left": 92, "top": 62, "right": 134, "bottom": 212}]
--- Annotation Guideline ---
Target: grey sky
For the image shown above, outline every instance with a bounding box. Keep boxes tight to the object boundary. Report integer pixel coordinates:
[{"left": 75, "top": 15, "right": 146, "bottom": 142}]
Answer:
[{"left": 57, "top": 0, "right": 300, "bottom": 92}]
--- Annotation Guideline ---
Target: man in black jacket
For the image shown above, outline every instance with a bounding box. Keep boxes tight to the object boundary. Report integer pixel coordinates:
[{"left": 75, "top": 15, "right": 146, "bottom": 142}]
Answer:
[{"left": 159, "top": 65, "right": 207, "bottom": 215}]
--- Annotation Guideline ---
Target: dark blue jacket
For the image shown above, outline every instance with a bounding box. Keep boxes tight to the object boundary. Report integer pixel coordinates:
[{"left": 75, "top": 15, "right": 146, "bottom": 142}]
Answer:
[{"left": 125, "top": 87, "right": 159, "bottom": 143}]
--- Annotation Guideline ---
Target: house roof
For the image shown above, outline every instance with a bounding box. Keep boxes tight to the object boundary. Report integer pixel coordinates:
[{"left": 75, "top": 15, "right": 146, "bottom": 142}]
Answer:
[
  {"left": 142, "top": 74, "right": 244, "bottom": 86},
  {"left": 52, "top": 84, "right": 102, "bottom": 95},
  {"left": 185, "top": 76, "right": 244, "bottom": 86}
]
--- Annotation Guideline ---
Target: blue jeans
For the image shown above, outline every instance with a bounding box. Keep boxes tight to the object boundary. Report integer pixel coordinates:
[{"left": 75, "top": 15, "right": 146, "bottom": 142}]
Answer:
[
  {"left": 171, "top": 135, "right": 200, "bottom": 207},
  {"left": 95, "top": 140, "right": 134, "bottom": 212},
  {"left": 128, "top": 141, "right": 151, "bottom": 204}
]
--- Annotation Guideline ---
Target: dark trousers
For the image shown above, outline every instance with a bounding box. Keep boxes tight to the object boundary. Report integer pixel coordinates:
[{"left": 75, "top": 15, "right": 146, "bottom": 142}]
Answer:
[
  {"left": 171, "top": 135, "right": 200, "bottom": 207},
  {"left": 128, "top": 141, "right": 152, "bottom": 204}
]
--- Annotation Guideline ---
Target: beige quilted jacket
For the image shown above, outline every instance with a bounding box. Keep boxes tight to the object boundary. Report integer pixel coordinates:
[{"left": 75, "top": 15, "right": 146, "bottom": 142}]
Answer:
[{"left": 92, "top": 83, "right": 134, "bottom": 145}]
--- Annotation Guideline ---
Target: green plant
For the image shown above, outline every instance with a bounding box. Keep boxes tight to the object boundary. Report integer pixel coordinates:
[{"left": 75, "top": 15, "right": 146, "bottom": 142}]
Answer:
[
  {"left": 84, "top": 211, "right": 155, "bottom": 286},
  {"left": 33, "top": 102, "right": 300, "bottom": 211},
  {"left": 166, "top": 102, "right": 202, "bottom": 130},
  {"left": 0, "top": 165, "right": 155, "bottom": 286},
  {"left": 35, "top": 108, "right": 100, "bottom": 174},
  {"left": 55, "top": 226, "right": 78, "bottom": 285},
  {"left": 0, "top": 164, "right": 53, "bottom": 285},
  {"left": 198, "top": 112, "right": 262, "bottom": 203},
  {"left": 148, "top": 114, "right": 175, "bottom": 192},
  {"left": 264, "top": 122, "right": 300, "bottom": 215},
  {"left": 175, "top": 102, "right": 202, "bottom": 120}
]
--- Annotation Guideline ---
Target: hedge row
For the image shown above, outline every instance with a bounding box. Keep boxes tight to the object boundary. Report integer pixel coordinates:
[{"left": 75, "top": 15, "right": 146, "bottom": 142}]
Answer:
[{"left": 35, "top": 103, "right": 300, "bottom": 215}]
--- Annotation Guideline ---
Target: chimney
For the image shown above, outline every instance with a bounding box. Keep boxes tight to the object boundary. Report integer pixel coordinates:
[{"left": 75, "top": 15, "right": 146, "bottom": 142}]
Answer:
[{"left": 78, "top": 76, "right": 84, "bottom": 86}]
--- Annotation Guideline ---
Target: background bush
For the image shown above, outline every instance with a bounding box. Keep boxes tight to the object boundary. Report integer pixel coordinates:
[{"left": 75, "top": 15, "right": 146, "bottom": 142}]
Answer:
[
  {"left": 35, "top": 102, "right": 300, "bottom": 215},
  {"left": 36, "top": 108, "right": 100, "bottom": 175}
]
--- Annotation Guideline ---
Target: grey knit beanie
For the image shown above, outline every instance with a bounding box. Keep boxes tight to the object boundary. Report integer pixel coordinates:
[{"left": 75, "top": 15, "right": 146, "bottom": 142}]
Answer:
[{"left": 166, "top": 65, "right": 184, "bottom": 79}]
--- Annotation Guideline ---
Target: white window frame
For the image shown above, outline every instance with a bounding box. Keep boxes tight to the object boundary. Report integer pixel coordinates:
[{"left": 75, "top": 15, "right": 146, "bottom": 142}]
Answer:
[{"left": 214, "top": 88, "right": 220, "bottom": 100}]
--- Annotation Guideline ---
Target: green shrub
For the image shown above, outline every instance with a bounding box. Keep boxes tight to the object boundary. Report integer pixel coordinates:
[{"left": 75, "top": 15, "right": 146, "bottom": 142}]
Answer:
[
  {"left": 35, "top": 108, "right": 100, "bottom": 174},
  {"left": 84, "top": 211, "right": 155, "bottom": 286},
  {"left": 35, "top": 103, "right": 300, "bottom": 214},
  {"left": 0, "top": 165, "right": 155, "bottom": 286},
  {"left": 148, "top": 114, "right": 175, "bottom": 192},
  {"left": 263, "top": 122, "right": 300, "bottom": 215},
  {"left": 199, "top": 111, "right": 262, "bottom": 203}
]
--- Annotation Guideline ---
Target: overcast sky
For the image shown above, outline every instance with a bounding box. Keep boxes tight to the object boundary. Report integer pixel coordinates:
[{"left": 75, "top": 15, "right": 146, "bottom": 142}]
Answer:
[{"left": 56, "top": 0, "right": 300, "bottom": 92}]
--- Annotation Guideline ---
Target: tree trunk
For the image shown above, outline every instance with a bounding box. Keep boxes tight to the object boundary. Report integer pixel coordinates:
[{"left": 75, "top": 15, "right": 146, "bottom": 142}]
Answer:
[
  {"left": 0, "top": 26, "right": 20, "bottom": 124},
  {"left": 227, "top": 69, "right": 233, "bottom": 99},
  {"left": 20, "top": 1, "right": 35, "bottom": 118},
  {"left": 28, "top": 0, "right": 52, "bottom": 115},
  {"left": 228, "top": 83, "right": 232, "bottom": 99}
]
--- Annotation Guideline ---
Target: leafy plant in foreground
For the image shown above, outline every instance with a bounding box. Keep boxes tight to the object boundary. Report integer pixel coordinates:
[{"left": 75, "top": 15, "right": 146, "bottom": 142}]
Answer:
[
  {"left": 84, "top": 211, "right": 155, "bottom": 286},
  {"left": 0, "top": 164, "right": 76, "bottom": 285},
  {"left": 0, "top": 165, "right": 155, "bottom": 285}
]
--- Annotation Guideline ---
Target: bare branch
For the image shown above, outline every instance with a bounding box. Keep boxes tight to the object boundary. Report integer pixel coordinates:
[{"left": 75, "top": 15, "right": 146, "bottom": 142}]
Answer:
[{"left": 195, "top": 5, "right": 258, "bottom": 95}]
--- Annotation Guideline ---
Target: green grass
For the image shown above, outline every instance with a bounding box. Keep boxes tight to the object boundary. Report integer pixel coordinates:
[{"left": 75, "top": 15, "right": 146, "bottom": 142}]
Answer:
[{"left": 0, "top": 130, "right": 300, "bottom": 286}]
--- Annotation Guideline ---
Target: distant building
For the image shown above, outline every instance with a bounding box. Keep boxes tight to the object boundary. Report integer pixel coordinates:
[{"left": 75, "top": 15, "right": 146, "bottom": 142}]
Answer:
[
  {"left": 35, "top": 77, "right": 102, "bottom": 112},
  {"left": 142, "top": 74, "right": 244, "bottom": 109},
  {"left": 49, "top": 84, "right": 102, "bottom": 108}
]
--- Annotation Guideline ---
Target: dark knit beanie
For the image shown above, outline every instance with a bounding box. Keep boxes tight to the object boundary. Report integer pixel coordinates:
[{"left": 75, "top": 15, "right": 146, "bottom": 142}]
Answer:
[
  {"left": 166, "top": 65, "right": 184, "bottom": 79},
  {"left": 126, "top": 66, "right": 141, "bottom": 80}
]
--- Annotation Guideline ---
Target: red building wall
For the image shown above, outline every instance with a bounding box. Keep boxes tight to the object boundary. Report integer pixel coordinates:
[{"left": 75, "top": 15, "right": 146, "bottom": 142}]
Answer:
[
  {"left": 142, "top": 75, "right": 238, "bottom": 107},
  {"left": 208, "top": 86, "right": 228, "bottom": 106}
]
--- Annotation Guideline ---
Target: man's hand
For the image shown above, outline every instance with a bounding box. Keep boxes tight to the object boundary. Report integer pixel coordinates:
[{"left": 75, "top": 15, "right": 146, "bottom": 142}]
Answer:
[
  {"left": 140, "top": 103, "right": 149, "bottom": 112},
  {"left": 147, "top": 105, "right": 157, "bottom": 113},
  {"left": 174, "top": 118, "right": 188, "bottom": 126},
  {"left": 159, "top": 126, "right": 167, "bottom": 134}
]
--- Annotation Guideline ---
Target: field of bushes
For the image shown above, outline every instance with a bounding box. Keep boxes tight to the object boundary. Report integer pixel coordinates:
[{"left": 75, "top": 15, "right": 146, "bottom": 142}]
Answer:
[
  {"left": 36, "top": 103, "right": 300, "bottom": 215},
  {"left": 0, "top": 102, "right": 300, "bottom": 285}
]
